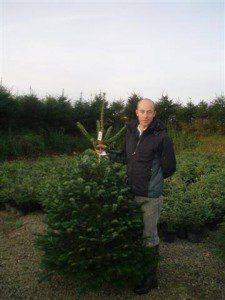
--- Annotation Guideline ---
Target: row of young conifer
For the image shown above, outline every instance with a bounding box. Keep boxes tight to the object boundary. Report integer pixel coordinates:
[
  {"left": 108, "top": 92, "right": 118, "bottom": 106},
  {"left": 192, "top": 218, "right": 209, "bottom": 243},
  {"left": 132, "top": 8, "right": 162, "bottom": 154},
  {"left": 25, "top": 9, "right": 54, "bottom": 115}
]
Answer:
[{"left": 0, "top": 84, "right": 224, "bottom": 134}]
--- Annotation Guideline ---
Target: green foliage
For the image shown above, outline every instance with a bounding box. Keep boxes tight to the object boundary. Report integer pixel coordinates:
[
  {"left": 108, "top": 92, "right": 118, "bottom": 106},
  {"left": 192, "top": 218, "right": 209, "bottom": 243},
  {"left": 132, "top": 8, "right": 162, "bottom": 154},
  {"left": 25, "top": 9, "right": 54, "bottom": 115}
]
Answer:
[
  {"left": 0, "top": 84, "right": 225, "bottom": 137},
  {"left": 0, "top": 131, "right": 85, "bottom": 161},
  {"left": 0, "top": 156, "right": 76, "bottom": 210},
  {"left": 17, "top": 133, "right": 45, "bottom": 156},
  {"left": 0, "top": 83, "right": 225, "bottom": 159},
  {"left": 0, "top": 159, "right": 41, "bottom": 210},
  {"left": 0, "top": 85, "right": 19, "bottom": 132},
  {"left": 36, "top": 152, "right": 156, "bottom": 293},
  {"left": 74, "top": 93, "right": 109, "bottom": 133},
  {"left": 159, "top": 186, "right": 185, "bottom": 231},
  {"left": 76, "top": 122, "right": 96, "bottom": 149},
  {"left": 107, "top": 100, "right": 126, "bottom": 128},
  {"left": 44, "top": 95, "right": 74, "bottom": 133},
  {"left": 105, "top": 126, "right": 126, "bottom": 145},
  {"left": 167, "top": 128, "right": 201, "bottom": 154},
  {"left": 179, "top": 101, "right": 196, "bottom": 124},
  {"left": 124, "top": 93, "right": 142, "bottom": 121},
  {"left": 77, "top": 95, "right": 126, "bottom": 151},
  {"left": 17, "top": 93, "right": 46, "bottom": 131},
  {"left": 195, "top": 101, "right": 209, "bottom": 120},
  {"left": 155, "top": 94, "right": 180, "bottom": 125},
  {"left": 43, "top": 130, "right": 77, "bottom": 154},
  {"left": 209, "top": 95, "right": 225, "bottom": 128},
  {"left": 1, "top": 148, "right": 224, "bottom": 235},
  {"left": 161, "top": 153, "right": 225, "bottom": 232}
]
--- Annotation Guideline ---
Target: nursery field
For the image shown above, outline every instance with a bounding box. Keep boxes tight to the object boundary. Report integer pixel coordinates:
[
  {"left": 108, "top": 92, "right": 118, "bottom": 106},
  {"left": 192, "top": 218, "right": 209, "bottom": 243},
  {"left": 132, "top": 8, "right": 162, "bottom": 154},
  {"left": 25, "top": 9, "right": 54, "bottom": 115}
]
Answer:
[
  {"left": 0, "top": 134, "right": 225, "bottom": 299},
  {"left": 0, "top": 210, "right": 225, "bottom": 300}
]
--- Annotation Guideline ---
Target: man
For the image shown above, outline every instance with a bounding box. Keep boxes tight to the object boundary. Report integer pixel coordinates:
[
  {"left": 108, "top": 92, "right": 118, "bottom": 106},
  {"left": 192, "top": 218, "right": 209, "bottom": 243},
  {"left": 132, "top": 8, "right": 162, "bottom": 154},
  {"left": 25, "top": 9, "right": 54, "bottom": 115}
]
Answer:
[{"left": 111, "top": 98, "right": 176, "bottom": 295}]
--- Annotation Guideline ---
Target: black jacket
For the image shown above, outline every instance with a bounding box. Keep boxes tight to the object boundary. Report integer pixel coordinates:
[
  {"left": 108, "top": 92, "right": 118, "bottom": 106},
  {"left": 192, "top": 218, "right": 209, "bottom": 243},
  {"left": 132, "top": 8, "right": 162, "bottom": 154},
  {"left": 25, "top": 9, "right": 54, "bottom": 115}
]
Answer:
[{"left": 112, "top": 117, "right": 176, "bottom": 197}]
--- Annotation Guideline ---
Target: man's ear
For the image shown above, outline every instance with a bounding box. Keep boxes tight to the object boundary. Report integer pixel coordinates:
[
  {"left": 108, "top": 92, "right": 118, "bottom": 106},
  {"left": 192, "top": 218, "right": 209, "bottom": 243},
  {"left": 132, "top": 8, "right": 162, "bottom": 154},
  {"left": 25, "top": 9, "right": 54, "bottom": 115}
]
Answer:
[
  {"left": 135, "top": 109, "right": 139, "bottom": 117},
  {"left": 154, "top": 110, "right": 157, "bottom": 116}
]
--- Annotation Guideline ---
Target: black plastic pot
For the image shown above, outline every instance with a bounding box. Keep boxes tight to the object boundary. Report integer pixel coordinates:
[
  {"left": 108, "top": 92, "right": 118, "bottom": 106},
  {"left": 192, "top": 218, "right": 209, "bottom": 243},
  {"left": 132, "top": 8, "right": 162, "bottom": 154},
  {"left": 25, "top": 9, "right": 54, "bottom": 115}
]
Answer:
[
  {"left": 163, "top": 230, "right": 177, "bottom": 243},
  {"left": 16, "top": 203, "right": 42, "bottom": 216},
  {"left": 206, "top": 221, "right": 219, "bottom": 231},
  {"left": 5, "top": 203, "right": 11, "bottom": 211},
  {"left": 0, "top": 202, "right": 5, "bottom": 211},
  {"left": 17, "top": 209, "right": 27, "bottom": 216},
  {"left": 187, "top": 228, "right": 207, "bottom": 243},
  {"left": 177, "top": 227, "right": 188, "bottom": 239}
]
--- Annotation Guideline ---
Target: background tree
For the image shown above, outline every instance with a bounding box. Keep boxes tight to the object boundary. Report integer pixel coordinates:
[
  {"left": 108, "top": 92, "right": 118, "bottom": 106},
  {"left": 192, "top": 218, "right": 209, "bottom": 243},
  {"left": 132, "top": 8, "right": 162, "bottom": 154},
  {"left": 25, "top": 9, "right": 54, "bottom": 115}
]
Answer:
[
  {"left": 208, "top": 95, "right": 225, "bottom": 132},
  {"left": 74, "top": 93, "right": 108, "bottom": 133},
  {"left": 107, "top": 100, "right": 125, "bottom": 129},
  {"left": 179, "top": 100, "right": 196, "bottom": 124},
  {"left": 0, "top": 85, "right": 19, "bottom": 133},
  {"left": 44, "top": 94, "right": 74, "bottom": 133},
  {"left": 0, "top": 83, "right": 224, "bottom": 137},
  {"left": 124, "top": 93, "right": 142, "bottom": 121},
  {"left": 16, "top": 93, "right": 46, "bottom": 132},
  {"left": 155, "top": 94, "right": 179, "bottom": 125},
  {"left": 195, "top": 100, "right": 209, "bottom": 121}
]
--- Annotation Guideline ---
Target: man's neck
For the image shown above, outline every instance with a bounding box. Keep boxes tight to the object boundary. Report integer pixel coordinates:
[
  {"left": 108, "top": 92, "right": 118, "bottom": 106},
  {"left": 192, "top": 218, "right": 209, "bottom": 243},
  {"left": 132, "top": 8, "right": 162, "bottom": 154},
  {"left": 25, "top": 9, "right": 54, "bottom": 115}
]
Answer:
[
  {"left": 137, "top": 125, "right": 147, "bottom": 137},
  {"left": 138, "top": 124, "right": 148, "bottom": 132}
]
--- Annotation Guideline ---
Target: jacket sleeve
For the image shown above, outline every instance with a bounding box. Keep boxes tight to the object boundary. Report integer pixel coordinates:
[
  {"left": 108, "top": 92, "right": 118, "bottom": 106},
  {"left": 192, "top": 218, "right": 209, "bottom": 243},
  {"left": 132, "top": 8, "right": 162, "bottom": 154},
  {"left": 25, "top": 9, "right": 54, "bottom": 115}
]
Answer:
[
  {"left": 160, "top": 134, "right": 176, "bottom": 179},
  {"left": 108, "top": 140, "right": 127, "bottom": 164}
]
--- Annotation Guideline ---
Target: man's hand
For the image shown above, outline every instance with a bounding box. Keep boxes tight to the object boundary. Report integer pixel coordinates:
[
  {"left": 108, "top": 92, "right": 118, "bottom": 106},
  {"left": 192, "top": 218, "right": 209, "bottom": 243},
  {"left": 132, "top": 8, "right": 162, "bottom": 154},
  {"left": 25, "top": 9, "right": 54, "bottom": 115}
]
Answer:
[{"left": 95, "top": 143, "right": 107, "bottom": 156}]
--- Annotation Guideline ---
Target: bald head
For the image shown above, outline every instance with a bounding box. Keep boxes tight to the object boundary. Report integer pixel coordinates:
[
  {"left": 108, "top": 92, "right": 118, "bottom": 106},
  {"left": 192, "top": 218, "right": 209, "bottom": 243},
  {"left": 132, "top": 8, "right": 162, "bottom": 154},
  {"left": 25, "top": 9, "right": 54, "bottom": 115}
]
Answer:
[
  {"left": 137, "top": 98, "right": 155, "bottom": 111},
  {"left": 136, "top": 98, "right": 156, "bottom": 130}
]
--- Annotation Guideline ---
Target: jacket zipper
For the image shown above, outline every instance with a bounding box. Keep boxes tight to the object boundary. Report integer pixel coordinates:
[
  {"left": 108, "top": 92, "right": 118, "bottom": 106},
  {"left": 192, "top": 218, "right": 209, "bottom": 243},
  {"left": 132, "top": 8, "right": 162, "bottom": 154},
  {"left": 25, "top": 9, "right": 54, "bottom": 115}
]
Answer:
[
  {"left": 132, "top": 136, "right": 142, "bottom": 156},
  {"left": 130, "top": 135, "right": 146, "bottom": 194}
]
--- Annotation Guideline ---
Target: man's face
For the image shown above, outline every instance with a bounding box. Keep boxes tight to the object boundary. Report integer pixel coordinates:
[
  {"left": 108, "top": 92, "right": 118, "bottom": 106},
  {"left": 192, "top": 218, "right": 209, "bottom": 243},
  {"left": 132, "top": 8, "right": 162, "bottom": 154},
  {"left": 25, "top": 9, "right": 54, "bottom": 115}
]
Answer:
[{"left": 136, "top": 100, "right": 156, "bottom": 129}]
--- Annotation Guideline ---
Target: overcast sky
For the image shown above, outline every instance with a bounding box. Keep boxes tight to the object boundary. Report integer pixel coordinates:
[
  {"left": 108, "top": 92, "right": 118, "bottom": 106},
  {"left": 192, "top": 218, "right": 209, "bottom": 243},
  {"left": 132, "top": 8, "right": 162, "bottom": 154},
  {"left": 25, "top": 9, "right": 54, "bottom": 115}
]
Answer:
[{"left": 0, "top": 0, "right": 224, "bottom": 104}]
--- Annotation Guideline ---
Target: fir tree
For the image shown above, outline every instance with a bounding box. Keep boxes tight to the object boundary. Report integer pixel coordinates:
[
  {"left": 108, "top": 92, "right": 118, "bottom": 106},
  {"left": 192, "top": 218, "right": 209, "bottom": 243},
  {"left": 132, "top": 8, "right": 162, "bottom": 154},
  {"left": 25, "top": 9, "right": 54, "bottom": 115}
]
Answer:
[{"left": 77, "top": 93, "right": 126, "bottom": 152}]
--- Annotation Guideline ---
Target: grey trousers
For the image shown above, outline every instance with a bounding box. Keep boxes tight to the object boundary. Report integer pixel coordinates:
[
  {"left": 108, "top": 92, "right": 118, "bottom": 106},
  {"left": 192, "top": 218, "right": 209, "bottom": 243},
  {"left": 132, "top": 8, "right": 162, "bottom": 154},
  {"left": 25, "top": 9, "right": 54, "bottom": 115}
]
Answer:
[{"left": 134, "top": 195, "right": 163, "bottom": 248}]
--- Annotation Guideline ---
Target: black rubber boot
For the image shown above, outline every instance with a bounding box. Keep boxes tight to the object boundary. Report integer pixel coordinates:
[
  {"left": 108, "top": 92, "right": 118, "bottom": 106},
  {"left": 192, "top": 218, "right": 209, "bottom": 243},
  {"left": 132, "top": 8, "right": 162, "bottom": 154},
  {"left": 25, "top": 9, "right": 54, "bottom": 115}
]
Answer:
[{"left": 133, "top": 245, "right": 159, "bottom": 295}]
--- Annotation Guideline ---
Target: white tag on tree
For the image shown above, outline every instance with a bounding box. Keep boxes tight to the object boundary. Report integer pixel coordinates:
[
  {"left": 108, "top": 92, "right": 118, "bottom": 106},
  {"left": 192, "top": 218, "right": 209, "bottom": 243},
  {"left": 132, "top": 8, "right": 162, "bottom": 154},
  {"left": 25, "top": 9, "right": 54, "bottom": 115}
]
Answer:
[{"left": 98, "top": 131, "right": 103, "bottom": 141}]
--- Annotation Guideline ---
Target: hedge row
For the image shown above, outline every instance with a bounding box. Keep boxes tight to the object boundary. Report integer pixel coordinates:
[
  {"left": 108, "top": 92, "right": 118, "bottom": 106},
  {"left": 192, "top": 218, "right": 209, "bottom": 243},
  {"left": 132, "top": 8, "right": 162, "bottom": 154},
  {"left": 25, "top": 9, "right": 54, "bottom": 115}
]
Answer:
[{"left": 0, "top": 131, "right": 92, "bottom": 161}]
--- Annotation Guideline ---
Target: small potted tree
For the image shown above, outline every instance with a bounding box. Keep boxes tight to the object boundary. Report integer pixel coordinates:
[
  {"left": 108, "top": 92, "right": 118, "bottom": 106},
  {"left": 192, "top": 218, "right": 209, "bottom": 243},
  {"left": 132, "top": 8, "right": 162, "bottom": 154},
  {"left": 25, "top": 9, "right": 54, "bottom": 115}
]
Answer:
[
  {"left": 185, "top": 198, "right": 213, "bottom": 243},
  {"left": 159, "top": 201, "right": 178, "bottom": 243}
]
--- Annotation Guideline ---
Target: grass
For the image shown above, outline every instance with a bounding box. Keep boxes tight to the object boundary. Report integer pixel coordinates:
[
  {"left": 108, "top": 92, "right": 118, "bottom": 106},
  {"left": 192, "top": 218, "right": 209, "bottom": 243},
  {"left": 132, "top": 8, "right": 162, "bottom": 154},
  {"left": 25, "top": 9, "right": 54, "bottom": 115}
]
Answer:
[
  {"left": 1, "top": 215, "right": 24, "bottom": 231},
  {"left": 168, "top": 129, "right": 225, "bottom": 155},
  {"left": 168, "top": 129, "right": 201, "bottom": 154},
  {"left": 197, "top": 134, "right": 225, "bottom": 154}
]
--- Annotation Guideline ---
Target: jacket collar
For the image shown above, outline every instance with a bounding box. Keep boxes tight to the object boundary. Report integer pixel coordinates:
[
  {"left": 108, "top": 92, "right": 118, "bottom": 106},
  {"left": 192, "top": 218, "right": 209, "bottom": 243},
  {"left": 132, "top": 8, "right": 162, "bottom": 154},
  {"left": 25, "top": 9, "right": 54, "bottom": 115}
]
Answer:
[{"left": 127, "top": 117, "right": 166, "bottom": 135}]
